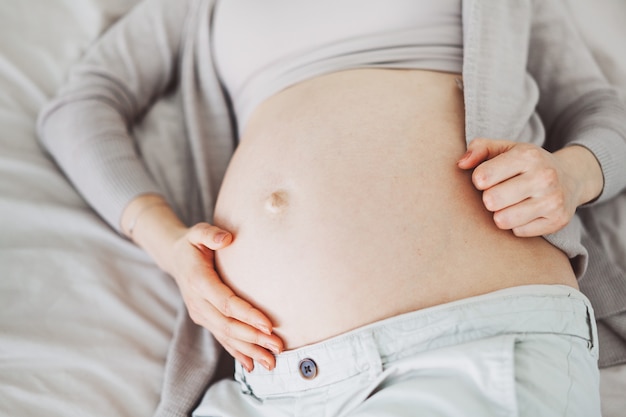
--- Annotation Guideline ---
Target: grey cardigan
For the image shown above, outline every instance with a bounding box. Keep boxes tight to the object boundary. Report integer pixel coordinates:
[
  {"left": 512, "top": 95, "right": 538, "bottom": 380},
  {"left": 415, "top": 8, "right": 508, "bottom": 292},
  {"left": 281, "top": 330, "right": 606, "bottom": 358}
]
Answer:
[{"left": 37, "top": 0, "right": 626, "bottom": 415}]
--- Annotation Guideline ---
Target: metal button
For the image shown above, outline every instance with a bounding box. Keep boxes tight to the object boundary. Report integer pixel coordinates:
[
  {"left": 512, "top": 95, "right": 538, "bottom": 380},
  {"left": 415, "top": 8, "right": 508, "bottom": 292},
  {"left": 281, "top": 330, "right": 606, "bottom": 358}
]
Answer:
[{"left": 299, "top": 358, "right": 317, "bottom": 379}]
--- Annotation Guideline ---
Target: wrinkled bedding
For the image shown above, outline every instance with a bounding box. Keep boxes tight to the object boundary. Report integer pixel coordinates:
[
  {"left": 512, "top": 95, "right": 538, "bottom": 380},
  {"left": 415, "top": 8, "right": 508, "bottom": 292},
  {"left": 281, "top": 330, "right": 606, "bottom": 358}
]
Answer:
[
  {"left": 0, "top": 1, "right": 624, "bottom": 416},
  {"left": 0, "top": 1, "right": 180, "bottom": 416}
]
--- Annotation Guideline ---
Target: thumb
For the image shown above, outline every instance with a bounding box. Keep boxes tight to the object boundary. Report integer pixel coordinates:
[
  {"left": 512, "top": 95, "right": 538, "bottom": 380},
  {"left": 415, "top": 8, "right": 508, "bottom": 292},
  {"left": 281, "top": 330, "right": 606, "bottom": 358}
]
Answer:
[
  {"left": 457, "top": 138, "right": 516, "bottom": 170},
  {"left": 187, "top": 222, "right": 233, "bottom": 250}
]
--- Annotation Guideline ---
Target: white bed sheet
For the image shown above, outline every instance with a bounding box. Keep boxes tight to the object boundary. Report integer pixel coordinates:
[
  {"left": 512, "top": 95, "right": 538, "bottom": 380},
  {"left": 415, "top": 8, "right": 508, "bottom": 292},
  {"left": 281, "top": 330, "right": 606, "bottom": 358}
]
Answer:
[
  {"left": 0, "top": 1, "right": 625, "bottom": 417},
  {"left": 0, "top": 1, "right": 181, "bottom": 416}
]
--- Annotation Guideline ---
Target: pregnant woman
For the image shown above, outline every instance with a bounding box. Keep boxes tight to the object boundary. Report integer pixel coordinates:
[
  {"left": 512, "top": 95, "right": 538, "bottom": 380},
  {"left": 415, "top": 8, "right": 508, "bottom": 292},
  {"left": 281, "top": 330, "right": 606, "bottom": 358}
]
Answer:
[{"left": 38, "top": 0, "right": 626, "bottom": 416}]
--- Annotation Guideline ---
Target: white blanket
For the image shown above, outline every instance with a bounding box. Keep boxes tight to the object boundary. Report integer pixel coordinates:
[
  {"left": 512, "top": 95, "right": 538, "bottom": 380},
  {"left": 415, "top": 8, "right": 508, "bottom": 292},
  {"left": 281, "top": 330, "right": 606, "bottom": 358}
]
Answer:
[{"left": 0, "top": 1, "right": 624, "bottom": 416}]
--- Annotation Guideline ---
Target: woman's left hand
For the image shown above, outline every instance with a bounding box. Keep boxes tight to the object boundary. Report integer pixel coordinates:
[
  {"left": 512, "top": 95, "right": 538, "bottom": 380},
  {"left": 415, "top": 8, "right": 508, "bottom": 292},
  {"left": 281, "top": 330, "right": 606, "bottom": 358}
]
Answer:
[{"left": 457, "top": 138, "right": 604, "bottom": 237}]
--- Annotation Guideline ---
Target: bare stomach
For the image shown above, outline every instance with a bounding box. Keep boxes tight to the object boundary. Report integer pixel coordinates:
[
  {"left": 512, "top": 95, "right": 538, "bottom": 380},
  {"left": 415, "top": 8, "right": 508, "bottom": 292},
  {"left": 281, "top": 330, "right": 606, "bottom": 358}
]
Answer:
[{"left": 213, "top": 68, "right": 577, "bottom": 349}]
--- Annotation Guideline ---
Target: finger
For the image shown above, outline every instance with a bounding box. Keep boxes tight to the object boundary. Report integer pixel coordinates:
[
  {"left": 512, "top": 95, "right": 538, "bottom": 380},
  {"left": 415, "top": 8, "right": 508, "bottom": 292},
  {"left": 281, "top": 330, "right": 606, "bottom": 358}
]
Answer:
[
  {"left": 218, "top": 340, "right": 255, "bottom": 372},
  {"left": 187, "top": 222, "right": 233, "bottom": 250},
  {"left": 472, "top": 148, "right": 542, "bottom": 192},
  {"left": 207, "top": 308, "right": 284, "bottom": 355},
  {"left": 186, "top": 294, "right": 278, "bottom": 348},
  {"left": 219, "top": 336, "right": 278, "bottom": 371},
  {"left": 457, "top": 138, "right": 516, "bottom": 170},
  {"left": 481, "top": 172, "right": 537, "bottom": 212},
  {"left": 511, "top": 217, "right": 563, "bottom": 238},
  {"left": 492, "top": 195, "right": 570, "bottom": 236},
  {"left": 491, "top": 198, "right": 544, "bottom": 232},
  {"left": 187, "top": 298, "right": 284, "bottom": 368},
  {"left": 184, "top": 256, "right": 278, "bottom": 337},
  {"left": 195, "top": 273, "right": 276, "bottom": 335}
]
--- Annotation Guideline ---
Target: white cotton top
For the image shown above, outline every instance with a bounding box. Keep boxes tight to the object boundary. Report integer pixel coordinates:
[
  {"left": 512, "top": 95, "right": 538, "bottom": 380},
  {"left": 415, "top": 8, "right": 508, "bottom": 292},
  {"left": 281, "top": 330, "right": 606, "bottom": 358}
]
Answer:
[{"left": 212, "top": 0, "right": 463, "bottom": 132}]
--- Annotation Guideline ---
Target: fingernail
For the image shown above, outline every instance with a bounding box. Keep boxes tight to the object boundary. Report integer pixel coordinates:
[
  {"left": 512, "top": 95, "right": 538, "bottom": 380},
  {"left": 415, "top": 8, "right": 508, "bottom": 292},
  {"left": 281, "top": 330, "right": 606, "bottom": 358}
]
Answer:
[
  {"left": 256, "top": 324, "right": 271, "bottom": 335},
  {"left": 260, "top": 359, "right": 272, "bottom": 371},
  {"left": 213, "top": 232, "right": 228, "bottom": 244},
  {"left": 458, "top": 150, "right": 472, "bottom": 163},
  {"left": 265, "top": 342, "right": 281, "bottom": 355}
]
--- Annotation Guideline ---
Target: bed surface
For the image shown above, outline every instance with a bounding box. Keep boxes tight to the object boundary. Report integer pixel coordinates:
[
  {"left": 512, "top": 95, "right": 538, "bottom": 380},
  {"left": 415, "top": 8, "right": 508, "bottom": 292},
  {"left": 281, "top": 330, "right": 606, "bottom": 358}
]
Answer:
[
  {"left": 0, "top": 1, "right": 181, "bottom": 416},
  {"left": 1, "top": 1, "right": 625, "bottom": 416}
]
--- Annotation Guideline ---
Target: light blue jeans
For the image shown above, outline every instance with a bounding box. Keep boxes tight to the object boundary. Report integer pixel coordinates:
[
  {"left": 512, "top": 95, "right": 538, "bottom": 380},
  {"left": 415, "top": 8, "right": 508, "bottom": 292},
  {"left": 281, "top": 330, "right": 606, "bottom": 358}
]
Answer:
[{"left": 193, "top": 285, "right": 601, "bottom": 417}]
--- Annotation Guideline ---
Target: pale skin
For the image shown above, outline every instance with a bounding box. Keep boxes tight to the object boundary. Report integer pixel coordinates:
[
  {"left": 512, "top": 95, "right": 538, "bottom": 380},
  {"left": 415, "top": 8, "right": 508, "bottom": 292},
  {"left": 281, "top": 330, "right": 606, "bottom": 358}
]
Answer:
[
  {"left": 458, "top": 139, "right": 604, "bottom": 236},
  {"left": 121, "top": 137, "right": 604, "bottom": 372},
  {"left": 121, "top": 195, "right": 285, "bottom": 372}
]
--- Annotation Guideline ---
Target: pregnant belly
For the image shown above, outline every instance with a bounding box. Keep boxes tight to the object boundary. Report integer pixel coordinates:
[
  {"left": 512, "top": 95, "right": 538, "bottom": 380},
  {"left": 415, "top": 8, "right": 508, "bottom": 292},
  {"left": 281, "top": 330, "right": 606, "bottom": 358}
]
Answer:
[{"left": 212, "top": 69, "right": 576, "bottom": 349}]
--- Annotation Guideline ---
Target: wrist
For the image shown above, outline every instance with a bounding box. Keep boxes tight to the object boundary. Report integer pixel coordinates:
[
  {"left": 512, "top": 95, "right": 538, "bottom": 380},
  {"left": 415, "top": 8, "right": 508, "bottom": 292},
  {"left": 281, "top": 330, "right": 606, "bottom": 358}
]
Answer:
[
  {"left": 555, "top": 145, "right": 604, "bottom": 206},
  {"left": 121, "top": 194, "right": 188, "bottom": 272}
]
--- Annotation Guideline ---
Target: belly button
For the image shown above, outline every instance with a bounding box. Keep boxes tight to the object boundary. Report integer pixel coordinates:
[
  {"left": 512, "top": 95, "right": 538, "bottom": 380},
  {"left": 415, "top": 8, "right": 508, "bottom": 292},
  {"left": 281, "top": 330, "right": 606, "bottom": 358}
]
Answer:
[{"left": 265, "top": 190, "right": 289, "bottom": 214}]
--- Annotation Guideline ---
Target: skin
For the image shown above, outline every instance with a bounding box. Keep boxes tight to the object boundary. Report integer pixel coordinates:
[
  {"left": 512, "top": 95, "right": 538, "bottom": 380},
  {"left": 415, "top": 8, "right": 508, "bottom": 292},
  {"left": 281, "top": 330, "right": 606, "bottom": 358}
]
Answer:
[
  {"left": 121, "top": 195, "right": 283, "bottom": 372},
  {"left": 457, "top": 139, "right": 604, "bottom": 237},
  {"left": 121, "top": 137, "right": 602, "bottom": 372},
  {"left": 120, "top": 65, "right": 605, "bottom": 371}
]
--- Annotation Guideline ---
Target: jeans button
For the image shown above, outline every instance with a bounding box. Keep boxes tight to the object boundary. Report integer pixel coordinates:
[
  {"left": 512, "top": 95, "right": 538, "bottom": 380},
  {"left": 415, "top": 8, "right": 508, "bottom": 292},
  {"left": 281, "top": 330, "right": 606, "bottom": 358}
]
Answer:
[{"left": 299, "top": 358, "right": 317, "bottom": 379}]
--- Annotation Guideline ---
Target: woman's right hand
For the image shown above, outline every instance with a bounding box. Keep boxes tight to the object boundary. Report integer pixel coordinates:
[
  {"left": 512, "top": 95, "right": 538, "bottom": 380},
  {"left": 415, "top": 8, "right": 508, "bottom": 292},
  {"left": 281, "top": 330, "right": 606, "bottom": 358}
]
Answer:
[
  {"left": 122, "top": 195, "right": 283, "bottom": 372},
  {"left": 168, "top": 223, "right": 284, "bottom": 372}
]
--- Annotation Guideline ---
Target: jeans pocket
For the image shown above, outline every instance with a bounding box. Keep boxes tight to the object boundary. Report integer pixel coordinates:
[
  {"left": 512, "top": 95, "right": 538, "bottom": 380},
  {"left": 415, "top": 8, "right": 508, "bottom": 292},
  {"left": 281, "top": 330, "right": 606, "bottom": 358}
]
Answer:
[{"left": 348, "top": 336, "right": 520, "bottom": 417}]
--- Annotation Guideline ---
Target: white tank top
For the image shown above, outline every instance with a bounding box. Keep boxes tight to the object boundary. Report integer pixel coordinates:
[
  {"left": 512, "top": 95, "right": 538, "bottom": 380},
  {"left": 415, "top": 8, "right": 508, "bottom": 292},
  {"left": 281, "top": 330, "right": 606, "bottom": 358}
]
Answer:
[{"left": 213, "top": 0, "right": 463, "bottom": 132}]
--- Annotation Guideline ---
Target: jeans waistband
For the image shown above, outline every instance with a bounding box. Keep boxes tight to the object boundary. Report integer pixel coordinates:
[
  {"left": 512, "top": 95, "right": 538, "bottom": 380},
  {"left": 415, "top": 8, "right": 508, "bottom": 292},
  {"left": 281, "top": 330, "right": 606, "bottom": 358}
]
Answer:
[{"left": 235, "top": 284, "right": 596, "bottom": 398}]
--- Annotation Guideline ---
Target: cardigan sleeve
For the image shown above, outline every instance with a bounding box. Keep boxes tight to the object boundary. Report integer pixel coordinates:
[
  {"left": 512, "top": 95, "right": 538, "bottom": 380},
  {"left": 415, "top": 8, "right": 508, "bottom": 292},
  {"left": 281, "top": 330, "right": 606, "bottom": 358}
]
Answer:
[
  {"left": 527, "top": 0, "right": 626, "bottom": 205},
  {"left": 36, "top": 0, "right": 193, "bottom": 232}
]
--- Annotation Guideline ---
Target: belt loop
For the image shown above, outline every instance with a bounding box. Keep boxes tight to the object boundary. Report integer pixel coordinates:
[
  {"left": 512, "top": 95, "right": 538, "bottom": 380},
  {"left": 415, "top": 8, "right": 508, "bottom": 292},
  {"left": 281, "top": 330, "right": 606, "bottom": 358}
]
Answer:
[{"left": 359, "top": 332, "right": 383, "bottom": 379}]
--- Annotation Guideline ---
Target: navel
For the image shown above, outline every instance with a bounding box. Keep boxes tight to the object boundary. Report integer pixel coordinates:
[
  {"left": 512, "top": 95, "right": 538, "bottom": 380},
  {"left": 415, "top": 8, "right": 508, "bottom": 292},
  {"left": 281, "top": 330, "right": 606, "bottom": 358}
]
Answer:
[{"left": 265, "top": 190, "right": 289, "bottom": 214}]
